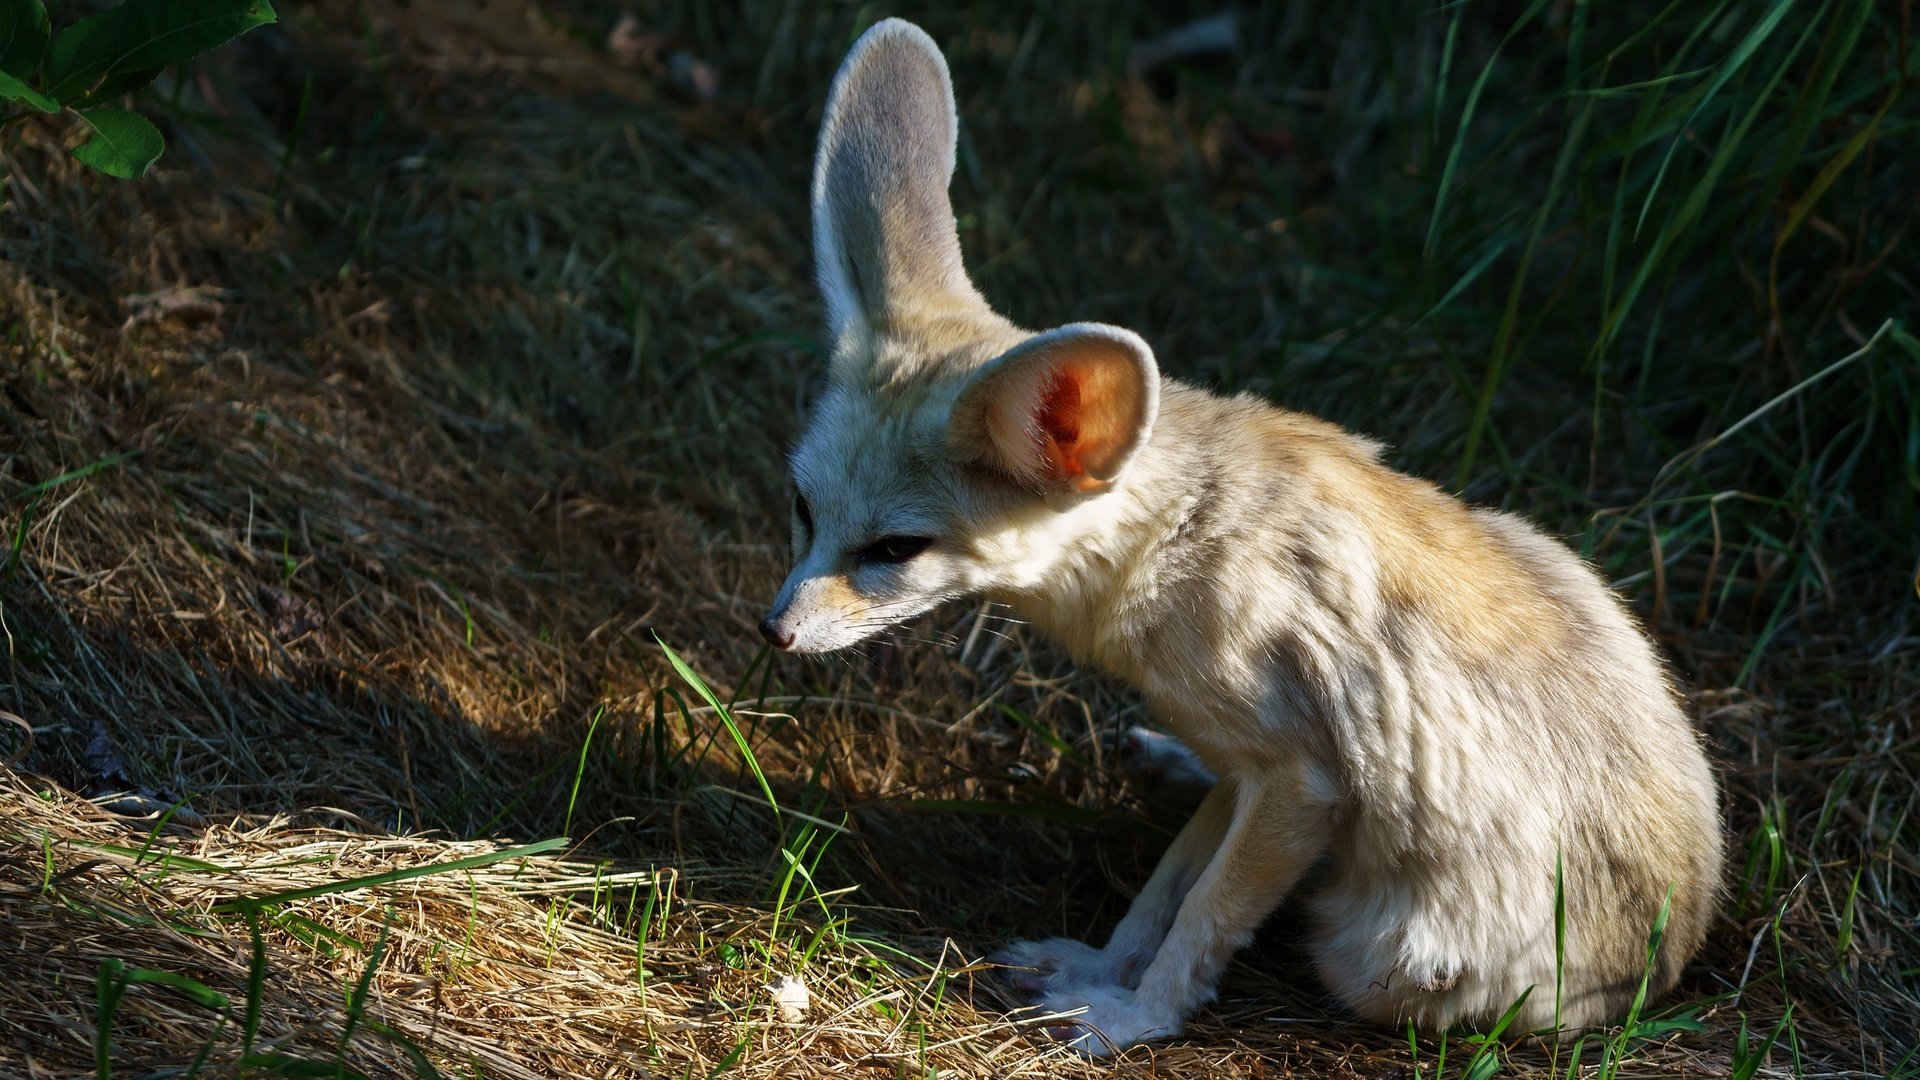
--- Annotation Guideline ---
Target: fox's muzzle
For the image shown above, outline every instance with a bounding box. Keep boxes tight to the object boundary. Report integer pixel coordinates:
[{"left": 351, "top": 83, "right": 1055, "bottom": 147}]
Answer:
[{"left": 758, "top": 615, "right": 795, "bottom": 650}]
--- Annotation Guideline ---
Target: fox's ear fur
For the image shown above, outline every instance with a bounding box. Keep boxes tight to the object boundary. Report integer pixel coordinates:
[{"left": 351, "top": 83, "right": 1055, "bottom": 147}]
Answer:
[
  {"left": 812, "top": 19, "right": 990, "bottom": 357},
  {"left": 950, "top": 324, "right": 1160, "bottom": 493}
]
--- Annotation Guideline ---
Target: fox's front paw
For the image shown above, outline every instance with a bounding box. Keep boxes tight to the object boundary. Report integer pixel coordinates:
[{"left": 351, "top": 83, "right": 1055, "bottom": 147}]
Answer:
[
  {"left": 991, "top": 937, "right": 1133, "bottom": 997},
  {"left": 1032, "top": 984, "right": 1181, "bottom": 1057}
]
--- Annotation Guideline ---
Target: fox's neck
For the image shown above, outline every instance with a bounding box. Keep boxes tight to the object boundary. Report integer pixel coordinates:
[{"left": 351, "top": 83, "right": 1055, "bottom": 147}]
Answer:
[{"left": 991, "top": 390, "right": 1222, "bottom": 682}]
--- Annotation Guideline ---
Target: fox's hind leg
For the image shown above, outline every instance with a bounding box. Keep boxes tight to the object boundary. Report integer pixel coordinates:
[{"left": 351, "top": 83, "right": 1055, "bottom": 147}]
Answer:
[{"left": 995, "top": 775, "right": 1236, "bottom": 996}]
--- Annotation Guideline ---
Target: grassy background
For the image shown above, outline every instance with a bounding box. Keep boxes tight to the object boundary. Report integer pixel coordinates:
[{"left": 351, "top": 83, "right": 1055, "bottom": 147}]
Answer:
[{"left": 1, "top": 0, "right": 1915, "bottom": 1075}]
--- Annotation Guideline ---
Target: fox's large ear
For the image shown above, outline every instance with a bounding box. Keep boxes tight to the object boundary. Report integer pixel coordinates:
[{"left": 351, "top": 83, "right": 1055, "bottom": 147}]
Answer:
[
  {"left": 949, "top": 324, "right": 1160, "bottom": 493},
  {"left": 813, "top": 19, "right": 989, "bottom": 355}
]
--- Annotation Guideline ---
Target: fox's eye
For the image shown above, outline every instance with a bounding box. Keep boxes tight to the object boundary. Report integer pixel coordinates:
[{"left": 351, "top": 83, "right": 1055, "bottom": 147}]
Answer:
[
  {"left": 854, "top": 536, "right": 934, "bottom": 565},
  {"left": 794, "top": 492, "right": 814, "bottom": 533}
]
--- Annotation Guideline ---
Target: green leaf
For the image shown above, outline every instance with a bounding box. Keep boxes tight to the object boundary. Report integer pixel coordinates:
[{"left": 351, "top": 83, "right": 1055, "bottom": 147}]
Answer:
[
  {"left": 70, "top": 107, "right": 164, "bottom": 179},
  {"left": 0, "top": 0, "right": 49, "bottom": 79},
  {"left": 77, "top": 65, "right": 163, "bottom": 106},
  {"left": 48, "top": 0, "right": 276, "bottom": 102},
  {"left": 0, "top": 68, "right": 55, "bottom": 110},
  {"left": 44, "top": 8, "right": 113, "bottom": 100}
]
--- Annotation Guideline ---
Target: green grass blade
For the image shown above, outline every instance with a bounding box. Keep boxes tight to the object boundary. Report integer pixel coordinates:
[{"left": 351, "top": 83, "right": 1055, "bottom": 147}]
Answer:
[
  {"left": 656, "top": 632, "right": 781, "bottom": 823},
  {"left": 338, "top": 917, "right": 390, "bottom": 1059},
  {"left": 997, "top": 703, "right": 1088, "bottom": 768},
  {"left": 1762, "top": 0, "right": 1876, "bottom": 208},
  {"left": 1632, "top": 0, "right": 1799, "bottom": 239},
  {"left": 242, "top": 911, "right": 267, "bottom": 1057},
  {"left": 94, "top": 960, "right": 129, "bottom": 1079},
  {"left": 564, "top": 704, "right": 607, "bottom": 838},
  {"left": 1463, "top": 984, "right": 1533, "bottom": 1080},
  {"left": 1457, "top": 76, "right": 1597, "bottom": 486},
  {"left": 3, "top": 449, "right": 142, "bottom": 504},
  {"left": 1835, "top": 864, "right": 1863, "bottom": 964},
  {"left": 211, "top": 838, "right": 567, "bottom": 913},
  {"left": 1425, "top": 0, "right": 1551, "bottom": 258},
  {"left": 1598, "top": 6, "right": 1826, "bottom": 358}
]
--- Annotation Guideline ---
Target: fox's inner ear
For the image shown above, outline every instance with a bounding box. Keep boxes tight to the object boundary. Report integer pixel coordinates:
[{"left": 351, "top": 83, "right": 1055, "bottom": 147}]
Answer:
[
  {"left": 950, "top": 324, "right": 1160, "bottom": 493},
  {"left": 812, "top": 19, "right": 992, "bottom": 361}
]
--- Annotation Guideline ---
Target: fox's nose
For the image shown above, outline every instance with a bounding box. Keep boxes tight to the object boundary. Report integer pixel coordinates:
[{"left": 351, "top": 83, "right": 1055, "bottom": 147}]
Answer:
[{"left": 759, "top": 616, "right": 795, "bottom": 650}]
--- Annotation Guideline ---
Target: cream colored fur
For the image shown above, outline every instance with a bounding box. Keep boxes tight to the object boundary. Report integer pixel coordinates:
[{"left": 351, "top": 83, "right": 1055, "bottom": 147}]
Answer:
[{"left": 762, "top": 18, "right": 1724, "bottom": 1057}]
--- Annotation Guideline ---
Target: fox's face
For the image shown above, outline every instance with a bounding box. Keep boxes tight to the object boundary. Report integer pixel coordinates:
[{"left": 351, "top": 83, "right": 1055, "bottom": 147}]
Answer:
[
  {"left": 765, "top": 385, "right": 972, "bottom": 654},
  {"left": 763, "top": 327, "right": 1158, "bottom": 654},
  {"left": 760, "top": 21, "right": 1160, "bottom": 655}
]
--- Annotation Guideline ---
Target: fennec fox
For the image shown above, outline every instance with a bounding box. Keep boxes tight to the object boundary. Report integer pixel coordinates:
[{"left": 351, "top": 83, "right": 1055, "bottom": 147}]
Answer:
[{"left": 761, "top": 18, "right": 1723, "bottom": 1055}]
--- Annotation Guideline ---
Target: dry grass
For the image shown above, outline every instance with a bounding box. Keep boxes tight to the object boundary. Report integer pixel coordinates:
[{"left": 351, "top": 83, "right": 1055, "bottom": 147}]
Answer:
[{"left": 1, "top": 1, "right": 1915, "bottom": 1077}]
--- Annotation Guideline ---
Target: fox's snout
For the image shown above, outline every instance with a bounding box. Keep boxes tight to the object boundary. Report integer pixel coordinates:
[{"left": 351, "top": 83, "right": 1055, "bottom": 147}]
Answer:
[
  {"left": 757, "top": 615, "right": 794, "bottom": 651},
  {"left": 758, "top": 587, "right": 805, "bottom": 652},
  {"left": 758, "top": 569, "right": 887, "bottom": 655}
]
